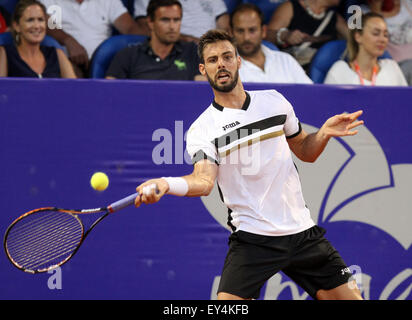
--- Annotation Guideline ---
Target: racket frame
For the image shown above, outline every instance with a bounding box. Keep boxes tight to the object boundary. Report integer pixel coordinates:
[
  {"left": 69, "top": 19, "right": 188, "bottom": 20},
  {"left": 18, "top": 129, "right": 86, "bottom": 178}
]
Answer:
[
  {"left": 3, "top": 192, "right": 138, "bottom": 273},
  {"left": 4, "top": 206, "right": 108, "bottom": 274}
]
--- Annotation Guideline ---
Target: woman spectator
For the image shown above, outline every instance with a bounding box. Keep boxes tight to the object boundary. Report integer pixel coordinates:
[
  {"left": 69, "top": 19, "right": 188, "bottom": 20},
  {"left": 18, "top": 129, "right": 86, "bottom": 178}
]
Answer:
[
  {"left": 266, "top": 0, "right": 348, "bottom": 71},
  {"left": 368, "top": 0, "right": 412, "bottom": 84},
  {"left": 0, "top": 0, "right": 76, "bottom": 78},
  {"left": 324, "top": 12, "right": 407, "bottom": 86}
]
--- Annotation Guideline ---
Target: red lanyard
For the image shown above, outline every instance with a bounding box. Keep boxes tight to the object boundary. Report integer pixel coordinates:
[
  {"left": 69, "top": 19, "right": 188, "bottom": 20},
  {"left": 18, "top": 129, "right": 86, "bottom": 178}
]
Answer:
[{"left": 354, "top": 61, "right": 378, "bottom": 86}]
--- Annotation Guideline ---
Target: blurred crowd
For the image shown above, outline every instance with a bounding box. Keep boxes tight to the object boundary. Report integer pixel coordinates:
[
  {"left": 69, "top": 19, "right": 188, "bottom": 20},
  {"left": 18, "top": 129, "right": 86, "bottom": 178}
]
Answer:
[{"left": 0, "top": 0, "right": 410, "bottom": 86}]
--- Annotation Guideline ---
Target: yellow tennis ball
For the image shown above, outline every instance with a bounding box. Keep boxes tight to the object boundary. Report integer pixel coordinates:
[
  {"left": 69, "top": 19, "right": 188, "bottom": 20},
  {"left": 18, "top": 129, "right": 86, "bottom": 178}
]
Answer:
[{"left": 90, "top": 172, "right": 109, "bottom": 191}]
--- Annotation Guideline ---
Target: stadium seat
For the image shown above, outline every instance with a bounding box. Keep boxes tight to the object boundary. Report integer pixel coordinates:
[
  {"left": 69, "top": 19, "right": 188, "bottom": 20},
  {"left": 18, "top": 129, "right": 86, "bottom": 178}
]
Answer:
[
  {"left": 242, "top": 0, "right": 285, "bottom": 24},
  {"left": 2, "top": 0, "right": 18, "bottom": 14},
  {"left": 89, "top": 34, "right": 147, "bottom": 79},
  {"left": 309, "top": 40, "right": 347, "bottom": 83},
  {"left": 309, "top": 39, "right": 392, "bottom": 83},
  {"left": 0, "top": 32, "right": 63, "bottom": 49},
  {"left": 262, "top": 40, "right": 279, "bottom": 51}
]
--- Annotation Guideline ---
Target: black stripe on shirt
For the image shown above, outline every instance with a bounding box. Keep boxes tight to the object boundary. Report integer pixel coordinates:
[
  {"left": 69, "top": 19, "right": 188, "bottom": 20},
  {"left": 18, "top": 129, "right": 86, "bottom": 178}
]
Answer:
[
  {"left": 213, "top": 114, "right": 286, "bottom": 149},
  {"left": 286, "top": 122, "right": 302, "bottom": 139}
]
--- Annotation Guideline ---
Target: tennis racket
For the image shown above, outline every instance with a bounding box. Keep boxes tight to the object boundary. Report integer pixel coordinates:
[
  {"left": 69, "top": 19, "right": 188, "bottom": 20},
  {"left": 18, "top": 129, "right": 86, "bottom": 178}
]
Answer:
[{"left": 4, "top": 192, "right": 139, "bottom": 274}]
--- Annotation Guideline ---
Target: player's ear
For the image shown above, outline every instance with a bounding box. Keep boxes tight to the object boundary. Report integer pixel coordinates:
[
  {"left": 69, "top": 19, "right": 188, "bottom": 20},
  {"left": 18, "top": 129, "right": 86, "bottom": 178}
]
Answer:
[
  {"left": 199, "top": 63, "right": 206, "bottom": 76},
  {"left": 237, "top": 54, "right": 241, "bottom": 69}
]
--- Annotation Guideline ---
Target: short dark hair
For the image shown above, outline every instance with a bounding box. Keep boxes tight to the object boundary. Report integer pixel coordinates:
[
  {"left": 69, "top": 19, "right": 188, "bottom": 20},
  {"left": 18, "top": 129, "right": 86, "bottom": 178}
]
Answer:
[
  {"left": 198, "top": 29, "right": 237, "bottom": 64},
  {"left": 230, "top": 3, "right": 265, "bottom": 28},
  {"left": 146, "top": 0, "right": 182, "bottom": 21}
]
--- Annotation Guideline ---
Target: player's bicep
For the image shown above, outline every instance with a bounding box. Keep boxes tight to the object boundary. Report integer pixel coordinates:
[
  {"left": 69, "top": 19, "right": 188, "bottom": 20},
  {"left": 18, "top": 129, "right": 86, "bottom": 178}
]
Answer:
[
  {"left": 287, "top": 127, "right": 309, "bottom": 160},
  {"left": 193, "top": 159, "right": 218, "bottom": 180}
]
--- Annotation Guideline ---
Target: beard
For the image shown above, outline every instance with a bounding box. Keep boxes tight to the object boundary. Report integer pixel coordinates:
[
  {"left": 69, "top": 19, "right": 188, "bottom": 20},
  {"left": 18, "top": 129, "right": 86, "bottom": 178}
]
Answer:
[
  {"left": 156, "top": 31, "right": 179, "bottom": 45},
  {"left": 237, "top": 41, "right": 261, "bottom": 58},
  {"left": 206, "top": 68, "right": 239, "bottom": 93}
]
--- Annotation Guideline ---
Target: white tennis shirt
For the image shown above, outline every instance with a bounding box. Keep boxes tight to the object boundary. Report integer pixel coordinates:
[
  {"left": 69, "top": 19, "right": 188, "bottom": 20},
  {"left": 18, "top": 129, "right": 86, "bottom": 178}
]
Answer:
[{"left": 186, "top": 90, "right": 315, "bottom": 236}]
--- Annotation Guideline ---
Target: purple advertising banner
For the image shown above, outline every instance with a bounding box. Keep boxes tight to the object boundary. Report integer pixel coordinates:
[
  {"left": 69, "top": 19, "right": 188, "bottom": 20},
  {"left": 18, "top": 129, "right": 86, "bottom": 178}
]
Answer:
[{"left": 0, "top": 79, "right": 411, "bottom": 300}]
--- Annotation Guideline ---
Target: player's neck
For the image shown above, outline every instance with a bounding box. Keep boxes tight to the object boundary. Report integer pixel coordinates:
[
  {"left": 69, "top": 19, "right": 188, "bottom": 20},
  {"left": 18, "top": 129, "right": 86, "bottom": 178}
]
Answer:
[{"left": 213, "top": 82, "right": 247, "bottom": 110}]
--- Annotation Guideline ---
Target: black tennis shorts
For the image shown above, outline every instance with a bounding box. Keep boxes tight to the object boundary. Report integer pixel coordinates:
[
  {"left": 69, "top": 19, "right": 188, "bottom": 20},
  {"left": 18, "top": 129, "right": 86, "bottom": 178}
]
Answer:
[{"left": 217, "top": 225, "right": 353, "bottom": 299}]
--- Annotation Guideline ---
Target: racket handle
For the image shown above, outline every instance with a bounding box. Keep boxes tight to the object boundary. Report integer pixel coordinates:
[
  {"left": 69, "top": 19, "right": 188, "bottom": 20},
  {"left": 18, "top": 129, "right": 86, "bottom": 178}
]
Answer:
[{"left": 108, "top": 193, "right": 139, "bottom": 213}]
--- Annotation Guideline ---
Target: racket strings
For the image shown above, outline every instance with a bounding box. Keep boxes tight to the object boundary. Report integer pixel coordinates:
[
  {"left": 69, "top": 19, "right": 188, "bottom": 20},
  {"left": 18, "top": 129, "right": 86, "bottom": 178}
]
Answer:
[
  {"left": 5, "top": 210, "right": 83, "bottom": 272},
  {"left": 7, "top": 223, "right": 82, "bottom": 270},
  {"left": 7, "top": 221, "right": 80, "bottom": 262},
  {"left": 7, "top": 211, "right": 76, "bottom": 246}
]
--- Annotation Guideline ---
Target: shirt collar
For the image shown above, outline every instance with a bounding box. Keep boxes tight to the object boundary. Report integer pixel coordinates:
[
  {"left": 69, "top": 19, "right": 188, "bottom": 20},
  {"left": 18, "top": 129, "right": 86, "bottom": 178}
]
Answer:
[
  {"left": 212, "top": 91, "right": 251, "bottom": 112},
  {"left": 143, "top": 39, "right": 183, "bottom": 57}
]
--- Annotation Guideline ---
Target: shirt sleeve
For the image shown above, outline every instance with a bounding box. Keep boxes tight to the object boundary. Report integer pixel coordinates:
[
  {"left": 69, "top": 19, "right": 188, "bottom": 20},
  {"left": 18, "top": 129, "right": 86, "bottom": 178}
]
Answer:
[
  {"left": 105, "top": 47, "right": 133, "bottom": 79},
  {"left": 212, "top": 0, "right": 228, "bottom": 19},
  {"left": 134, "top": 0, "right": 150, "bottom": 18},
  {"left": 286, "top": 55, "right": 313, "bottom": 84},
  {"left": 186, "top": 119, "right": 219, "bottom": 165},
  {"left": 281, "top": 95, "right": 301, "bottom": 139},
  {"left": 108, "top": 0, "right": 128, "bottom": 24}
]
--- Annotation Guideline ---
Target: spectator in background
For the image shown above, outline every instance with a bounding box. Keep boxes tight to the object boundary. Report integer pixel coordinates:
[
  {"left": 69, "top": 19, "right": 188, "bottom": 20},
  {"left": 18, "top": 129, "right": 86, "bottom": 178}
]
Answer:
[
  {"left": 230, "top": 3, "right": 312, "bottom": 84},
  {"left": 368, "top": 0, "right": 412, "bottom": 85},
  {"left": 134, "top": 0, "right": 230, "bottom": 43},
  {"left": 0, "top": 0, "right": 76, "bottom": 78},
  {"left": 0, "top": 6, "right": 11, "bottom": 33},
  {"left": 324, "top": 12, "right": 407, "bottom": 85},
  {"left": 266, "top": 0, "right": 348, "bottom": 72},
  {"left": 39, "top": 0, "right": 147, "bottom": 77},
  {"left": 106, "top": 0, "right": 204, "bottom": 81}
]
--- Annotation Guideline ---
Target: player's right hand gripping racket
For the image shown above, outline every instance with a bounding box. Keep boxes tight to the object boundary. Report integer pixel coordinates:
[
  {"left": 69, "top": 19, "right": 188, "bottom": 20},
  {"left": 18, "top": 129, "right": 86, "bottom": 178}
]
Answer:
[{"left": 3, "top": 193, "right": 139, "bottom": 274}]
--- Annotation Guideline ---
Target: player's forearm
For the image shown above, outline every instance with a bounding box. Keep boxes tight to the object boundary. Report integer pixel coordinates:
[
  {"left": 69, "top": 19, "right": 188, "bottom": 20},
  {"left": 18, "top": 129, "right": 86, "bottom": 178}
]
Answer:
[
  {"left": 182, "top": 174, "right": 215, "bottom": 197},
  {"left": 294, "top": 129, "right": 331, "bottom": 163},
  {"left": 159, "top": 173, "right": 214, "bottom": 198},
  {"left": 136, "top": 161, "right": 217, "bottom": 207}
]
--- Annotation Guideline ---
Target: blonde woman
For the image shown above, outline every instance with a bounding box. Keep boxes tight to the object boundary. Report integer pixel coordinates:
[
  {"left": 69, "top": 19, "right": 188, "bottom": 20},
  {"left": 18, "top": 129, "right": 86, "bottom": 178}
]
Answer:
[
  {"left": 324, "top": 12, "right": 407, "bottom": 86},
  {"left": 369, "top": 0, "right": 412, "bottom": 84},
  {"left": 0, "top": 0, "right": 75, "bottom": 78}
]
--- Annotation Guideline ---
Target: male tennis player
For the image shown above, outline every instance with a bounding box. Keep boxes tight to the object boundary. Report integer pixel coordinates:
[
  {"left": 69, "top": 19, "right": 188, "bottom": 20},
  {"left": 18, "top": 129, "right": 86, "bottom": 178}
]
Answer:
[{"left": 135, "top": 30, "right": 364, "bottom": 300}]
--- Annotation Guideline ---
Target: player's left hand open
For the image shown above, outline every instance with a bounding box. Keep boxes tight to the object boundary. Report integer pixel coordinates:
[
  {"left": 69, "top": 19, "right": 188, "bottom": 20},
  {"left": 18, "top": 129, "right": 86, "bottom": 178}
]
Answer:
[
  {"left": 321, "top": 110, "right": 364, "bottom": 138},
  {"left": 135, "top": 178, "right": 169, "bottom": 207}
]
